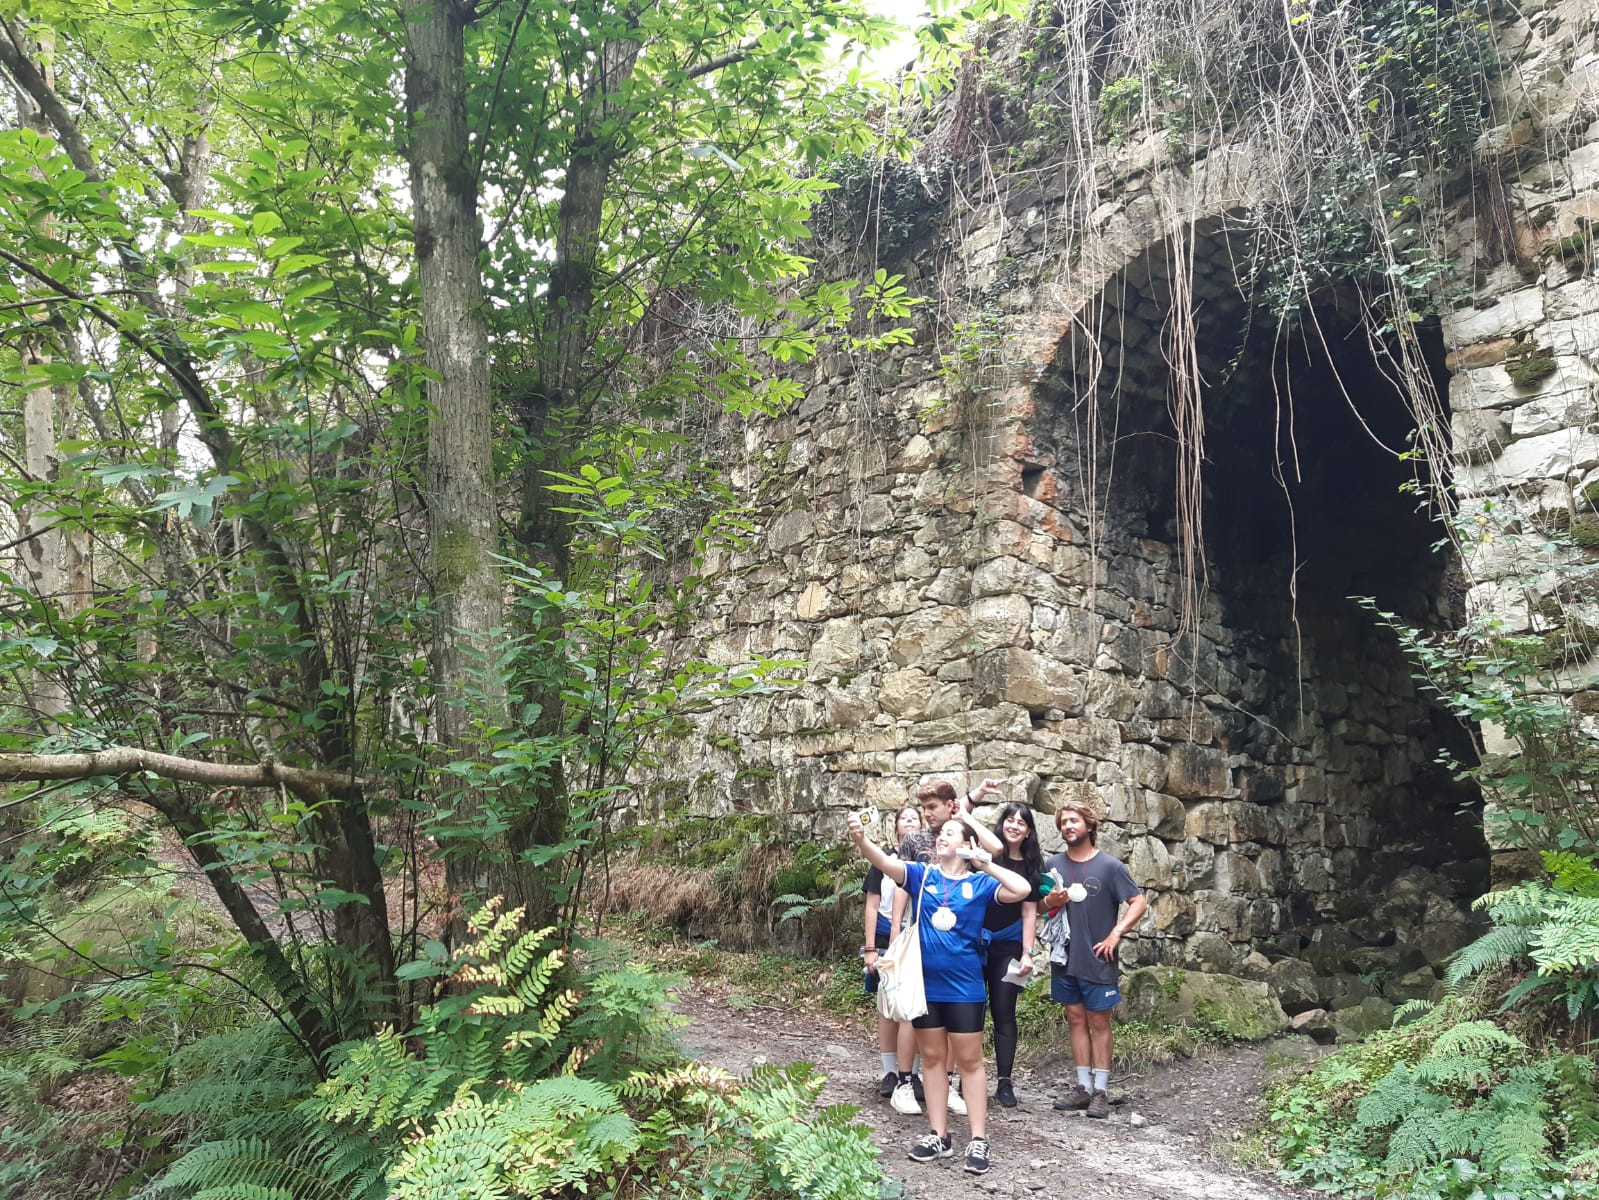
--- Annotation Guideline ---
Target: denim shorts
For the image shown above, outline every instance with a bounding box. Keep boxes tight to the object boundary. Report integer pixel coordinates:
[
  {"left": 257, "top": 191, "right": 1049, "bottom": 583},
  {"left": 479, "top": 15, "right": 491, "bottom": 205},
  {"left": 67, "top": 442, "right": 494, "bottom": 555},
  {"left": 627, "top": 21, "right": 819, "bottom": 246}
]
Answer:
[{"left": 1050, "top": 972, "right": 1122, "bottom": 1011}]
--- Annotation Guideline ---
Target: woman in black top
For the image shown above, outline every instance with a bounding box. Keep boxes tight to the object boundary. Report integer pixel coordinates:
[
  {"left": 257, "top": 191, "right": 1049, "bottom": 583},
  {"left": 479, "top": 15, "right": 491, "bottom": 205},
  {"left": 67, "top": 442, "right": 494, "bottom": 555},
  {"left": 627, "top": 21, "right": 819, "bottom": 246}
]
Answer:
[{"left": 981, "top": 803, "right": 1043, "bottom": 1107}]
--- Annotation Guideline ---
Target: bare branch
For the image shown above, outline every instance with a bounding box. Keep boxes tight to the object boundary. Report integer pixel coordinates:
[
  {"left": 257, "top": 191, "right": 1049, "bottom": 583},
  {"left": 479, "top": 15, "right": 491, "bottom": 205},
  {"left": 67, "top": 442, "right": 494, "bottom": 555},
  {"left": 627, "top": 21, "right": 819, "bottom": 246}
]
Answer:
[
  {"left": 0, "top": 747, "right": 362, "bottom": 803},
  {"left": 683, "top": 41, "right": 756, "bottom": 80}
]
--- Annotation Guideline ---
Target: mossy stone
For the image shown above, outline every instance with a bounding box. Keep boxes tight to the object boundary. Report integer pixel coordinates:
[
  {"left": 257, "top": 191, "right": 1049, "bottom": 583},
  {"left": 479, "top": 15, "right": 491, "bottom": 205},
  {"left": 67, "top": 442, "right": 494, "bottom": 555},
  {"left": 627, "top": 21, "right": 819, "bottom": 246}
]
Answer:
[
  {"left": 1122, "top": 966, "right": 1289, "bottom": 1040},
  {"left": 1572, "top": 515, "right": 1599, "bottom": 551},
  {"left": 1332, "top": 996, "right": 1397, "bottom": 1041},
  {"left": 1504, "top": 340, "right": 1558, "bottom": 387}
]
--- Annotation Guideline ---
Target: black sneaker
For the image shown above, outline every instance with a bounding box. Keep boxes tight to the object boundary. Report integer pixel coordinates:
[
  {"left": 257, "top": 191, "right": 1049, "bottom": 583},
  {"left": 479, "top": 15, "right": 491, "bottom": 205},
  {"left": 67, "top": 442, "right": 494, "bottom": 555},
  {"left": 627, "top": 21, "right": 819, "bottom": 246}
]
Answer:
[
  {"left": 879, "top": 1070, "right": 898, "bottom": 1099},
  {"left": 908, "top": 1131, "right": 954, "bottom": 1162},
  {"left": 963, "top": 1137, "right": 991, "bottom": 1174},
  {"left": 1086, "top": 1089, "right": 1111, "bottom": 1119},
  {"left": 995, "top": 1077, "right": 1017, "bottom": 1108},
  {"left": 911, "top": 1073, "right": 925, "bottom": 1103}
]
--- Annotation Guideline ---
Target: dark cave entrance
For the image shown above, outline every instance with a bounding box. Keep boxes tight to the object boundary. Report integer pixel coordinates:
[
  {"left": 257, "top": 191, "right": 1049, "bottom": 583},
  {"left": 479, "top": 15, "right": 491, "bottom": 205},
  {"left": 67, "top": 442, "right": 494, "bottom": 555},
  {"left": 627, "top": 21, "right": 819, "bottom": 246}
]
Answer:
[{"left": 1038, "top": 224, "right": 1487, "bottom": 965}]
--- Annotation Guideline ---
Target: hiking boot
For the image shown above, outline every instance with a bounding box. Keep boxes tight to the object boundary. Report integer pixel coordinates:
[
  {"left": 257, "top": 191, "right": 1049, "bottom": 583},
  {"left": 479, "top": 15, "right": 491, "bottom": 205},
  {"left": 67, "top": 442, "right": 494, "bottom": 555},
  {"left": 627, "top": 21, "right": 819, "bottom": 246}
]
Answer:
[
  {"left": 890, "top": 1080, "right": 923, "bottom": 1116},
  {"left": 908, "top": 1131, "right": 954, "bottom": 1163},
  {"left": 911, "top": 1073, "right": 925, "bottom": 1103},
  {"left": 1053, "top": 1084, "right": 1092, "bottom": 1111},
  {"left": 946, "top": 1074, "right": 967, "bottom": 1116},
  {"left": 963, "top": 1137, "right": 991, "bottom": 1175},
  {"left": 879, "top": 1070, "right": 898, "bottom": 1099},
  {"left": 995, "top": 1077, "right": 1017, "bottom": 1109},
  {"left": 1086, "top": 1089, "right": 1110, "bottom": 1119}
]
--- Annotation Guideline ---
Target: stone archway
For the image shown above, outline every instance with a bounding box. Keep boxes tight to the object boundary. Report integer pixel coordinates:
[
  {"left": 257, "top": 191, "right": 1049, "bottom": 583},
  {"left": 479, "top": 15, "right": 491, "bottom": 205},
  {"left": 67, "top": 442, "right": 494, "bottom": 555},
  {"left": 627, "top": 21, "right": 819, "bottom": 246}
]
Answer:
[{"left": 1013, "top": 221, "right": 1488, "bottom": 998}]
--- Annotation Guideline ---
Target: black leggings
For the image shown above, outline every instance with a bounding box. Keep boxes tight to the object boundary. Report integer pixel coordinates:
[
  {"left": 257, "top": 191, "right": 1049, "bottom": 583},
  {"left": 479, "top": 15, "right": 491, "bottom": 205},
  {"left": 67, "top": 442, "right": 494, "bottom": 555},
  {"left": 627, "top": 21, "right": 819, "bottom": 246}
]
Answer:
[{"left": 984, "top": 939, "right": 1023, "bottom": 1079}]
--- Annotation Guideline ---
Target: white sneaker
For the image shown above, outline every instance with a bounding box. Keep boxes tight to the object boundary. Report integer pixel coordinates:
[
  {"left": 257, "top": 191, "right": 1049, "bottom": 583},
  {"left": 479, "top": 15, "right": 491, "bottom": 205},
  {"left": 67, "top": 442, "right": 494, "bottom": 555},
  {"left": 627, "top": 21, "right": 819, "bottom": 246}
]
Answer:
[
  {"left": 946, "top": 1075, "right": 967, "bottom": 1116},
  {"left": 890, "top": 1081, "right": 923, "bottom": 1115}
]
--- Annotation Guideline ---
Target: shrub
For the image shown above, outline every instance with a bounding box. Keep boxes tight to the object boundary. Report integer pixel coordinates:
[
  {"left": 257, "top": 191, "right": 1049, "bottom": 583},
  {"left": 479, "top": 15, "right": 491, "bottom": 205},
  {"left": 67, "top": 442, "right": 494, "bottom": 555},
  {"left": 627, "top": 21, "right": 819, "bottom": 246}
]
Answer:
[{"left": 134, "top": 899, "right": 882, "bottom": 1200}]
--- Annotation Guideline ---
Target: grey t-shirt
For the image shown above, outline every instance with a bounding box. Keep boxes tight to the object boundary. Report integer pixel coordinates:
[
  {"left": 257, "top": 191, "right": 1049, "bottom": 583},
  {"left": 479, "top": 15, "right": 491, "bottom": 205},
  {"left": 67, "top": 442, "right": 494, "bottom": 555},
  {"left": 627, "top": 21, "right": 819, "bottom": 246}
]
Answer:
[{"left": 1042, "top": 849, "right": 1141, "bottom": 986}]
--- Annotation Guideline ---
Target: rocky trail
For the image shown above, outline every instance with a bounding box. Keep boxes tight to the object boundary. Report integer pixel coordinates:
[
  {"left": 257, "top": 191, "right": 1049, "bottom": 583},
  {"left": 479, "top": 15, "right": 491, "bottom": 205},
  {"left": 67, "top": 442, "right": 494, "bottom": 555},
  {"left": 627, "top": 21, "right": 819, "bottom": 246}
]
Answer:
[{"left": 676, "top": 982, "right": 1323, "bottom": 1200}]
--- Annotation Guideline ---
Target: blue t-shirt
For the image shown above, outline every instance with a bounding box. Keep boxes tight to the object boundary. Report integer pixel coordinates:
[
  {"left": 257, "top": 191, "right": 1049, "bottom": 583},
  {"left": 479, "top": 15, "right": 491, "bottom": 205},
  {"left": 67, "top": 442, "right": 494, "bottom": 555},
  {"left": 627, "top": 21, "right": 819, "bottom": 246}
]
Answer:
[{"left": 902, "top": 861, "right": 1001, "bottom": 1004}]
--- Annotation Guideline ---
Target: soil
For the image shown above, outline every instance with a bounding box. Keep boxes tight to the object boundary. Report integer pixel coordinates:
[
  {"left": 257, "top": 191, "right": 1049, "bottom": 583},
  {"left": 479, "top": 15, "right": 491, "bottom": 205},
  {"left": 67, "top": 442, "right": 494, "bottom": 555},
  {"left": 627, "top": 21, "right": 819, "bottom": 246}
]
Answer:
[{"left": 675, "top": 982, "right": 1323, "bottom": 1200}]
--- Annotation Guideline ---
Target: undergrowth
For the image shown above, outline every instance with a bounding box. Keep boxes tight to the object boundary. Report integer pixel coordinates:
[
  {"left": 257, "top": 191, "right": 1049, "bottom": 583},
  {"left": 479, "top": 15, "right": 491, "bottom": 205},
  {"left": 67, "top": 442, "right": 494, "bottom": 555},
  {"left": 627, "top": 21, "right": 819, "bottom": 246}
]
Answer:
[
  {"left": 1266, "top": 990, "right": 1599, "bottom": 1200},
  {"left": 595, "top": 821, "right": 866, "bottom": 957},
  {"left": 1264, "top": 611, "right": 1599, "bottom": 1200},
  {"left": 1, "top": 899, "right": 886, "bottom": 1200}
]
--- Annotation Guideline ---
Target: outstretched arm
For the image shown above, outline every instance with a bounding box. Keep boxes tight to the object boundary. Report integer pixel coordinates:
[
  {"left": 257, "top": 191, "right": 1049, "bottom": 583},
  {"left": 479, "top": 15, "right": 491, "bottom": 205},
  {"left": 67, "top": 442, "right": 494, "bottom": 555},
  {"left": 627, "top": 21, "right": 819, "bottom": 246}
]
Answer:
[
  {"left": 967, "top": 848, "right": 1031, "bottom": 904},
  {"left": 954, "top": 781, "right": 1005, "bottom": 855},
  {"left": 848, "top": 812, "right": 908, "bottom": 886}
]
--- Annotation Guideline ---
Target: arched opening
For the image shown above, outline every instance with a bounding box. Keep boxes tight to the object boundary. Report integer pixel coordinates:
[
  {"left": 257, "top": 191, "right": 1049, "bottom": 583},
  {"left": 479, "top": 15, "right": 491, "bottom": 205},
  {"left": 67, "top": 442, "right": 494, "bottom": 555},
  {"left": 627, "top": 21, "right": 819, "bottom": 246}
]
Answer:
[{"left": 1032, "top": 222, "right": 1487, "bottom": 985}]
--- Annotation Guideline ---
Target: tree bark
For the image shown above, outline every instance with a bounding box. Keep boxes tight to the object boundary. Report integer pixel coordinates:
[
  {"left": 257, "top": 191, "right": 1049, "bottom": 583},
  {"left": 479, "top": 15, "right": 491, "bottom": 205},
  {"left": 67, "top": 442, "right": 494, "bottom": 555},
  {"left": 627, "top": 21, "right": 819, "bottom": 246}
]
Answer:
[
  {"left": 509, "top": 32, "right": 642, "bottom": 926},
  {"left": 10, "top": 25, "right": 88, "bottom": 719},
  {"left": 0, "top": 746, "right": 362, "bottom": 800},
  {"left": 404, "top": 0, "right": 515, "bottom": 923}
]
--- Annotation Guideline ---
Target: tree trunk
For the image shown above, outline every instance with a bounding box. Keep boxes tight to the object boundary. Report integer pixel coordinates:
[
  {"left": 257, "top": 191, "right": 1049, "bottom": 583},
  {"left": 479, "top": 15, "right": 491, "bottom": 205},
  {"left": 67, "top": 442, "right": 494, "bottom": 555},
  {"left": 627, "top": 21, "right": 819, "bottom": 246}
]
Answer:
[
  {"left": 511, "top": 34, "right": 642, "bottom": 926},
  {"left": 10, "top": 28, "right": 88, "bottom": 720},
  {"left": 403, "top": 0, "right": 522, "bottom": 925}
]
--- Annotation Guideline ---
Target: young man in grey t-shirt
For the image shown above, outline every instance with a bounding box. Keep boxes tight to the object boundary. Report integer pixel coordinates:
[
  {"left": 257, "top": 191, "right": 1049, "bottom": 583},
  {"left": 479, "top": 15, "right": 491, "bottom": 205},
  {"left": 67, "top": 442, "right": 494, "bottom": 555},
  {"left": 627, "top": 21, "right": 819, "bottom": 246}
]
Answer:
[{"left": 1040, "top": 799, "right": 1146, "bottom": 1119}]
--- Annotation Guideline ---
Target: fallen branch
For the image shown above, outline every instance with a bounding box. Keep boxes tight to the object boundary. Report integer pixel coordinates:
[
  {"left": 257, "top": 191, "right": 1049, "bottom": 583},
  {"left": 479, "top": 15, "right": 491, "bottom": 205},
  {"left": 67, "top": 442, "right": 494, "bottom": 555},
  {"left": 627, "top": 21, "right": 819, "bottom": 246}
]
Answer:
[{"left": 0, "top": 747, "right": 361, "bottom": 802}]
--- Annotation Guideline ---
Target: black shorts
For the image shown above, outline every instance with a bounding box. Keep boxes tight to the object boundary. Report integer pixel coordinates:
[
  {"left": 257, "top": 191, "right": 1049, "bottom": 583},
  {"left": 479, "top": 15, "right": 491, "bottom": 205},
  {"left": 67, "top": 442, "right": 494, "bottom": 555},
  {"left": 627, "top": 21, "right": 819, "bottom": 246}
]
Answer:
[{"left": 913, "top": 999, "right": 987, "bottom": 1034}]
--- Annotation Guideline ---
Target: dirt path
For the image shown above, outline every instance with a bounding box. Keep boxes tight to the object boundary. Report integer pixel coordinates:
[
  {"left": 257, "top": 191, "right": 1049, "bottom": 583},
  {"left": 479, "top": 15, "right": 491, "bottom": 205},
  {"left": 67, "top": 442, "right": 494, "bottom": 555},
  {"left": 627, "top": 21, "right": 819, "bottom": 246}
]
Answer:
[{"left": 676, "top": 983, "right": 1322, "bottom": 1200}]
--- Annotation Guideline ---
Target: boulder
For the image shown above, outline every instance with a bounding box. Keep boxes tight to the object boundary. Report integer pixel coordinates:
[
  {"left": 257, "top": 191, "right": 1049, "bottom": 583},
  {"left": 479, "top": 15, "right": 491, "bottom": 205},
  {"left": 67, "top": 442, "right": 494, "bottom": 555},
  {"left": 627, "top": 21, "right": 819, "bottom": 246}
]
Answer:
[
  {"left": 1264, "top": 958, "right": 1322, "bottom": 1014},
  {"left": 1333, "top": 996, "right": 1397, "bottom": 1041},
  {"left": 1382, "top": 966, "right": 1443, "bottom": 1005},
  {"left": 1121, "top": 966, "right": 1290, "bottom": 1041},
  {"left": 1303, "top": 926, "right": 1358, "bottom": 974},
  {"left": 1317, "top": 973, "right": 1374, "bottom": 1012},
  {"left": 1289, "top": 1008, "right": 1337, "bottom": 1044}
]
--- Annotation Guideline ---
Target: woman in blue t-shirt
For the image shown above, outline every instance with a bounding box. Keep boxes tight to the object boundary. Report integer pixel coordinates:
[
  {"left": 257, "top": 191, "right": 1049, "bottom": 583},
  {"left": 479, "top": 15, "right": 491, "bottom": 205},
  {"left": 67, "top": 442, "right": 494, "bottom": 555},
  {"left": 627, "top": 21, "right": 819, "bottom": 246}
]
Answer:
[{"left": 847, "top": 808, "right": 1031, "bottom": 1177}]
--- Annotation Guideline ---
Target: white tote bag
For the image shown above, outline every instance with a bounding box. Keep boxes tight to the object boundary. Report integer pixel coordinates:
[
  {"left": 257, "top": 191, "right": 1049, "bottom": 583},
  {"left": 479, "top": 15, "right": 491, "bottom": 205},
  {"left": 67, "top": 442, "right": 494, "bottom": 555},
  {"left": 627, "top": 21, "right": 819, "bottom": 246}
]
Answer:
[{"left": 876, "top": 872, "right": 929, "bottom": 1022}]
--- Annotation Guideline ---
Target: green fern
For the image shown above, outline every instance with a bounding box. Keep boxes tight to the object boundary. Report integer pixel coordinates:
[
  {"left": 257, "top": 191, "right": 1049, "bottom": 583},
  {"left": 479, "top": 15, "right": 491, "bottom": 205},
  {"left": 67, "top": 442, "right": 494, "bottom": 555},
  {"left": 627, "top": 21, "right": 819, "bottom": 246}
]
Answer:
[
  {"left": 387, "top": 1077, "right": 636, "bottom": 1200},
  {"left": 138, "top": 899, "right": 881, "bottom": 1200},
  {"left": 723, "top": 1064, "right": 884, "bottom": 1200},
  {"left": 141, "top": 1026, "right": 313, "bottom": 1121},
  {"left": 1445, "top": 923, "right": 1535, "bottom": 989}
]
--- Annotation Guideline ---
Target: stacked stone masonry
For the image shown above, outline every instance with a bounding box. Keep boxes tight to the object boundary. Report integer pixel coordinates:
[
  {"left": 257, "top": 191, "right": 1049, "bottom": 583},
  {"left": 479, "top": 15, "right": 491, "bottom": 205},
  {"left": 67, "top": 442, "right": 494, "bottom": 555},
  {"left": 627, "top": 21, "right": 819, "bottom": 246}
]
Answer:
[{"left": 645, "top": 0, "right": 1599, "bottom": 1003}]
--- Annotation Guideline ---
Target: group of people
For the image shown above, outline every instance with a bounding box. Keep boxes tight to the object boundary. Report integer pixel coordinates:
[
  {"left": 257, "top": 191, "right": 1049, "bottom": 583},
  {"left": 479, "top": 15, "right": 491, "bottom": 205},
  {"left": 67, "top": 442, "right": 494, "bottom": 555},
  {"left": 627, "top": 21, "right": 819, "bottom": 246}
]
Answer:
[{"left": 849, "top": 778, "right": 1147, "bottom": 1176}]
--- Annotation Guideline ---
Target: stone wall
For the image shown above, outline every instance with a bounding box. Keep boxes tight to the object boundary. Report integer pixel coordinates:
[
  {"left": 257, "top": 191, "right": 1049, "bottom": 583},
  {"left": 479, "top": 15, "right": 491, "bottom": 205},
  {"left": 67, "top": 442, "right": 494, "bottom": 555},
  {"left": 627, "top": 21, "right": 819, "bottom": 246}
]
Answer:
[{"left": 642, "top": 0, "right": 1599, "bottom": 1001}]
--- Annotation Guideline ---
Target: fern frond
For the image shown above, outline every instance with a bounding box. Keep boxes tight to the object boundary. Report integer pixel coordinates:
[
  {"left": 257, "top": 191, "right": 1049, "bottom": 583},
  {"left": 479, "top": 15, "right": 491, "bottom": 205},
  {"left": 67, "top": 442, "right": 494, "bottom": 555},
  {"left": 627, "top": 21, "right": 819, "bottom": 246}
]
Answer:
[
  {"left": 1429, "top": 1020, "right": 1526, "bottom": 1062},
  {"left": 1393, "top": 999, "right": 1434, "bottom": 1024},
  {"left": 141, "top": 1135, "right": 349, "bottom": 1200},
  {"left": 1530, "top": 895, "right": 1599, "bottom": 973},
  {"left": 1445, "top": 926, "right": 1535, "bottom": 989}
]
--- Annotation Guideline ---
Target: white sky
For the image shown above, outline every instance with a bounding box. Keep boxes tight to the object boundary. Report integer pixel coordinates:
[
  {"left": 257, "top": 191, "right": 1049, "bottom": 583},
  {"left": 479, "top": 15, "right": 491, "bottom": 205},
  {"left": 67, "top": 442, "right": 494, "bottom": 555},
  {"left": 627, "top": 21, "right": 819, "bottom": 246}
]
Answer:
[{"left": 860, "top": 0, "right": 927, "bottom": 78}]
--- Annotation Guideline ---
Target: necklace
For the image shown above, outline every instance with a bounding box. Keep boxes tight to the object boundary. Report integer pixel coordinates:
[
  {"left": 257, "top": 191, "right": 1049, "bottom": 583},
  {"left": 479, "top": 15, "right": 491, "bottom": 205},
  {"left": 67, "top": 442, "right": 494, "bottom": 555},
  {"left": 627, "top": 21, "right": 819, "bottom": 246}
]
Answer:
[{"left": 1064, "top": 856, "right": 1089, "bottom": 904}]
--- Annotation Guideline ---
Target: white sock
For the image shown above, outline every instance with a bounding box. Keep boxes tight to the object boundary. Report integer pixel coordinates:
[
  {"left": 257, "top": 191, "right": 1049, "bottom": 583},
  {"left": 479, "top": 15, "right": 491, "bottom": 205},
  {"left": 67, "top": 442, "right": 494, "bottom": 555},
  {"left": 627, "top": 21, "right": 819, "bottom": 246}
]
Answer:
[
  {"left": 881, "top": 1052, "right": 897, "bottom": 1074},
  {"left": 1076, "top": 1066, "right": 1092, "bottom": 1091},
  {"left": 1092, "top": 1068, "right": 1110, "bottom": 1093}
]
